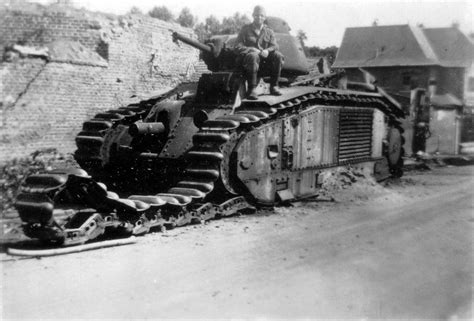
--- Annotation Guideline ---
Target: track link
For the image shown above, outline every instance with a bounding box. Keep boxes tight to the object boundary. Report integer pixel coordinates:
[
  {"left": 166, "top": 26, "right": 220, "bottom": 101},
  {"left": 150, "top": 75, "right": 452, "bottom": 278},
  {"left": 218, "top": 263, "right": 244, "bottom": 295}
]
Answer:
[
  {"left": 14, "top": 87, "right": 403, "bottom": 251},
  {"left": 74, "top": 88, "right": 182, "bottom": 176}
]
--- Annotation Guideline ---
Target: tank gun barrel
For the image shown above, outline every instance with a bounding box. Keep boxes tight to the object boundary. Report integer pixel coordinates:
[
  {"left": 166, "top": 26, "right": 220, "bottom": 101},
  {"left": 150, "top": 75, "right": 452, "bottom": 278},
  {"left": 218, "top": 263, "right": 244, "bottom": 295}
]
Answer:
[{"left": 172, "top": 31, "right": 212, "bottom": 54}]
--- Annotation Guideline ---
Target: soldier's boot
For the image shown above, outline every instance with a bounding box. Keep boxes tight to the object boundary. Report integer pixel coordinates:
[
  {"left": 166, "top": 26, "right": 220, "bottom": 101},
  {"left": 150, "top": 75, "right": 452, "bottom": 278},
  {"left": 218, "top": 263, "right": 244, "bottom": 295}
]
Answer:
[
  {"left": 246, "top": 72, "right": 259, "bottom": 100},
  {"left": 247, "top": 87, "right": 259, "bottom": 100},
  {"left": 270, "top": 85, "right": 282, "bottom": 96}
]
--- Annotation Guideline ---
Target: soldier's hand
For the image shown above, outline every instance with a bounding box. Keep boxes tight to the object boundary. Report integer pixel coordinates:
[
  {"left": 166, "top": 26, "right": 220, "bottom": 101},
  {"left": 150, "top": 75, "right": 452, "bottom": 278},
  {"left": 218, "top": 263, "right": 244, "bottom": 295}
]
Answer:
[{"left": 260, "top": 49, "right": 269, "bottom": 58}]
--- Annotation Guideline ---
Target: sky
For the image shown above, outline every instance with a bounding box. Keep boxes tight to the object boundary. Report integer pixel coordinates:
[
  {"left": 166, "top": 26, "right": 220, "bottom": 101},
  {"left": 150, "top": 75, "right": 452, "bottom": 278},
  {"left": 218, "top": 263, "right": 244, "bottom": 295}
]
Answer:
[{"left": 28, "top": 0, "right": 473, "bottom": 47}]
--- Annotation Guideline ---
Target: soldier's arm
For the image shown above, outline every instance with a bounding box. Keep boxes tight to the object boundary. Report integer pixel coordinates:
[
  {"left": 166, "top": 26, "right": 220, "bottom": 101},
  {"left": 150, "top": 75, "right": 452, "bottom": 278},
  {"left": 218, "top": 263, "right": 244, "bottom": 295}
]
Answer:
[
  {"left": 235, "top": 28, "right": 251, "bottom": 54},
  {"left": 265, "top": 29, "right": 279, "bottom": 52}
]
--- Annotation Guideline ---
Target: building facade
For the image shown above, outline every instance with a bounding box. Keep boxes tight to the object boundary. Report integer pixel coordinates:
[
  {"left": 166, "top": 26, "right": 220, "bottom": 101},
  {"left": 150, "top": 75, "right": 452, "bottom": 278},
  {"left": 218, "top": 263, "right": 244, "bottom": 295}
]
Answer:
[{"left": 333, "top": 24, "right": 474, "bottom": 155}]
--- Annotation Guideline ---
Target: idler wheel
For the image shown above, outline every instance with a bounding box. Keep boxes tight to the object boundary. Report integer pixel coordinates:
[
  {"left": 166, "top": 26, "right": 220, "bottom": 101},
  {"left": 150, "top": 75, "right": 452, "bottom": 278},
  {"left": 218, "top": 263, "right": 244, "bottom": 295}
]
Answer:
[{"left": 193, "top": 110, "right": 209, "bottom": 128}]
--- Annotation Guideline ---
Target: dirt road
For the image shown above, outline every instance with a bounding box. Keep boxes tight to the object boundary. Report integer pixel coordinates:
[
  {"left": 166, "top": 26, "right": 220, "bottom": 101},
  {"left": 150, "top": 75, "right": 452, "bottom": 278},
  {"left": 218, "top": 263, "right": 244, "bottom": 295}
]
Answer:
[{"left": 1, "top": 165, "right": 473, "bottom": 319}]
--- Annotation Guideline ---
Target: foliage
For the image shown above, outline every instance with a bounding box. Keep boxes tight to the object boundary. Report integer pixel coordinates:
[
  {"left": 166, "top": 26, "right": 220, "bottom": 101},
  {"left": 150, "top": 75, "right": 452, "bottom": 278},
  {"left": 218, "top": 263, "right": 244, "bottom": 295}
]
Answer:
[
  {"left": 221, "top": 13, "right": 251, "bottom": 34},
  {"left": 148, "top": 6, "right": 174, "bottom": 22},
  {"left": 206, "top": 15, "right": 221, "bottom": 32},
  {"left": 177, "top": 7, "right": 197, "bottom": 28},
  {"left": 305, "top": 45, "right": 339, "bottom": 63},
  {"left": 193, "top": 24, "right": 207, "bottom": 43},
  {"left": 136, "top": 5, "right": 340, "bottom": 63},
  {"left": 194, "top": 13, "right": 250, "bottom": 41},
  {"left": 195, "top": 15, "right": 219, "bottom": 41},
  {"left": 296, "top": 30, "right": 307, "bottom": 47},
  {"left": 128, "top": 6, "right": 143, "bottom": 15},
  {"left": 296, "top": 29, "right": 338, "bottom": 62}
]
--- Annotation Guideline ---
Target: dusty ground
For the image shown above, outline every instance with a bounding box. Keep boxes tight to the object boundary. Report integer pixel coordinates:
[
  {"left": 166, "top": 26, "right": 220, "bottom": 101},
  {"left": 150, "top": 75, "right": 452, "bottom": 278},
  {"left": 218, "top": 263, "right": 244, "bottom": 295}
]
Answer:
[{"left": 1, "top": 164, "right": 473, "bottom": 319}]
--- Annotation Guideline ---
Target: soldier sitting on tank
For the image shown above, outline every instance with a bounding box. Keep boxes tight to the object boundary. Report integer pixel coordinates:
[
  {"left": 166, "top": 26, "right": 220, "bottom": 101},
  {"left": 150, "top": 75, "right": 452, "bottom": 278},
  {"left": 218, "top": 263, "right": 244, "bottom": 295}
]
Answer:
[{"left": 235, "top": 5, "right": 284, "bottom": 100}]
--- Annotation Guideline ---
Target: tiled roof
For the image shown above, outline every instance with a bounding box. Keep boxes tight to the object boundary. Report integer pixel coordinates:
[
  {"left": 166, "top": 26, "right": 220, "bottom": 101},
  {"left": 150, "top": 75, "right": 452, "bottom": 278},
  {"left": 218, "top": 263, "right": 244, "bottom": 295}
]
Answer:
[
  {"left": 423, "top": 28, "right": 474, "bottom": 67},
  {"left": 333, "top": 24, "right": 473, "bottom": 68}
]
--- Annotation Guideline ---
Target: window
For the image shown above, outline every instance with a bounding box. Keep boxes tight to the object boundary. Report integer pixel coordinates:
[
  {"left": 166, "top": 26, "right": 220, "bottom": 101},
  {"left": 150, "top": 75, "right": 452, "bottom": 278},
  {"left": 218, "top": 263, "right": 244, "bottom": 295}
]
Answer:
[{"left": 402, "top": 73, "right": 411, "bottom": 86}]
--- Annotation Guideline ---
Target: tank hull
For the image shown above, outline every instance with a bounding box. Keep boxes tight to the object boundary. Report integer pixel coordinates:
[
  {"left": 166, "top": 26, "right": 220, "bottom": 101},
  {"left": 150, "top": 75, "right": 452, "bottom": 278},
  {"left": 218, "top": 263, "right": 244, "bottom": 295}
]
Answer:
[{"left": 14, "top": 73, "right": 405, "bottom": 247}]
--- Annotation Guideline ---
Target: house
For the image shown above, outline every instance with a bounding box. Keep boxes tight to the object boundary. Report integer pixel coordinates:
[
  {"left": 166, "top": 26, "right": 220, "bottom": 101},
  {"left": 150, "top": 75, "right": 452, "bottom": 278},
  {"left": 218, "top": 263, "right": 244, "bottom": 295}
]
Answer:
[{"left": 333, "top": 24, "right": 474, "bottom": 155}]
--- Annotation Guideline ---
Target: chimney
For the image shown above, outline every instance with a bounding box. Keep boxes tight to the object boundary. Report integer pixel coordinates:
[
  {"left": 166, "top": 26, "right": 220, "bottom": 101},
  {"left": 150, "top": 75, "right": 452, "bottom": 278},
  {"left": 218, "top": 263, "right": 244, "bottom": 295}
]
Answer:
[{"left": 428, "top": 77, "right": 437, "bottom": 98}]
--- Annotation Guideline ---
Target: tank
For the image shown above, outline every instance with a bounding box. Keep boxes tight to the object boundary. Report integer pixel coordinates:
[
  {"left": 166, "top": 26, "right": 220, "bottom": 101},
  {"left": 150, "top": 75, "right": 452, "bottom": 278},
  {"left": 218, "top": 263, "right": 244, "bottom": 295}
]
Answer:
[{"left": 14, "top": 17, "right": 405, "bottom": 247}]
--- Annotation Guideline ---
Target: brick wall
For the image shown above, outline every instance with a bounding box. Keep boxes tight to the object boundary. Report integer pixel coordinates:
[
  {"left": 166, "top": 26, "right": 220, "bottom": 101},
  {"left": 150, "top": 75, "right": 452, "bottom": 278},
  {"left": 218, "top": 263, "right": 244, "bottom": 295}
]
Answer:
[
  {"left": 344, "top": 66, "right": 432, "bottom": 97},
  {"left": 0, "top": 3, "right": 200, "bottom": 162},
  {"left": 0, "top": 7, "right": 102, "bottom": 59}
]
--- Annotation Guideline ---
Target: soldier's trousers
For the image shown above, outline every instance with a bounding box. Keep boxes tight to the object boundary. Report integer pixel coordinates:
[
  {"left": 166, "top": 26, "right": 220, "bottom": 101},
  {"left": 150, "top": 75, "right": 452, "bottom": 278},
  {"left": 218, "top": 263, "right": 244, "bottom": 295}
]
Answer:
[{"left": 242, "top": 50, "right": 284, "bottom": 88}]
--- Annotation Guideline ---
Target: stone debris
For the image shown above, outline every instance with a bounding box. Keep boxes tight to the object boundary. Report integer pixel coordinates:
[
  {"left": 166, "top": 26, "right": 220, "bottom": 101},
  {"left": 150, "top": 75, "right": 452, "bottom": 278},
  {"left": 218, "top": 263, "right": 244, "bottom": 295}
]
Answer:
[{"left": 11, "top": 44, "right": 49, "bottom": 59}]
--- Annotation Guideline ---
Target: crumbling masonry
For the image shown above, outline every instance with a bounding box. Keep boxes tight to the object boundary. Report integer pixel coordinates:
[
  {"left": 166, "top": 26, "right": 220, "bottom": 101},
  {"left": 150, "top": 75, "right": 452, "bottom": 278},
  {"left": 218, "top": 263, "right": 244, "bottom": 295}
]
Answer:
[{"left": 0, "top": 3, "right": 200, "bottom": 162}]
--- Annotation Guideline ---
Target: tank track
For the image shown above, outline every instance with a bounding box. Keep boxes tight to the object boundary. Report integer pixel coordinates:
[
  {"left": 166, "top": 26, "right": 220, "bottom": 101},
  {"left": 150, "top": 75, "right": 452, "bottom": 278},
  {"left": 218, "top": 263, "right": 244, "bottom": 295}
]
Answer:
[
  {"left": 15, "top": 88, "right": 404, "bottom": 248},
  {"left": 74, "top": 87, "right": 183, "bottom": 178}
]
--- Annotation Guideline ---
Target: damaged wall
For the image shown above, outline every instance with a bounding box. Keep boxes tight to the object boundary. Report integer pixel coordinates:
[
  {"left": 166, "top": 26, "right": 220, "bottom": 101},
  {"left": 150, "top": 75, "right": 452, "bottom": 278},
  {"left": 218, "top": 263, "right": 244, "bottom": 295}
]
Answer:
[{"left": 0, "top": 3, "right": 200, "bottom": 162}]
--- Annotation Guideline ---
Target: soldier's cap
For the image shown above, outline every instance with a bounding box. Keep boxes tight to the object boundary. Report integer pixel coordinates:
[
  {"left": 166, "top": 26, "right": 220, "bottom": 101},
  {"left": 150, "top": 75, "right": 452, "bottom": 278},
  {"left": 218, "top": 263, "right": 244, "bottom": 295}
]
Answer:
[{"left": 253, "top": 5, "right": 266, "bottom": 16}]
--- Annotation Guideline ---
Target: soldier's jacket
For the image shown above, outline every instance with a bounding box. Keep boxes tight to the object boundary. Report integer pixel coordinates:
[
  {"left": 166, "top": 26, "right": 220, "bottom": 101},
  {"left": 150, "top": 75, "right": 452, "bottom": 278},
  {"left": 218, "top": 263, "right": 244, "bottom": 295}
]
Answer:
[{"left": 235, "top": 23, "right": 279, "bottom": 55}]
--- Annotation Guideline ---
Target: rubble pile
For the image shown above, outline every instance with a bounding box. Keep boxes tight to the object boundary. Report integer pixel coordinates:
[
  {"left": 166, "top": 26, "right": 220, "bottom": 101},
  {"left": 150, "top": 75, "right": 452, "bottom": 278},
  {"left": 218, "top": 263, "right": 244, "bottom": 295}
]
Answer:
[{"left": 316, "top": 166, "right": 385, "bottom": 203}]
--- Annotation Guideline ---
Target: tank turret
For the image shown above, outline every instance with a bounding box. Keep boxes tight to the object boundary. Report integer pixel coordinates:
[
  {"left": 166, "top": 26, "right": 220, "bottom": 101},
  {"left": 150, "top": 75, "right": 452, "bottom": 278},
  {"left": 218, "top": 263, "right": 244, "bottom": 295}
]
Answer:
[
  {"left": 172, "top": 31, "right": 237, "bottom": 72},
  {"left": 172, "top": 17, "right": 309, "bottom": 78}
]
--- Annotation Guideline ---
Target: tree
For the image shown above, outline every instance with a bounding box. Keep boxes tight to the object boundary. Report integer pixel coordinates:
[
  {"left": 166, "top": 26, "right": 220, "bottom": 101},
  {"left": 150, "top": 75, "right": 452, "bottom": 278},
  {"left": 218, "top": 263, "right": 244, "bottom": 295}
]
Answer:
[
  {"left": 194, "top": 13, "right": 252, "bottom": 41},
  {"left": 194, "top": 15, "right": 221, "bottom": 41},
  {"left": 194, "top": 23, "right": 208, "bottom": 42},
  {"left": 148, "top": 6, "right": 174, "bottom": 22},
  {"left": 221, "top": 12, "right": 250, "bottom": 34},
  {"left": 297, "top": 30, "right": 307, "bottom": 48},
  {"left": 306, "top": 45, "right": 338, "bottom": 64},
  {"left": 177, "top": 7, "right": 197, "bottom": 28},
  {"left": 204, "top": 15, "right": 221, "bottom": 34},
  {"left": 127, "top": 6, "right": 143, "bottom": 15}
]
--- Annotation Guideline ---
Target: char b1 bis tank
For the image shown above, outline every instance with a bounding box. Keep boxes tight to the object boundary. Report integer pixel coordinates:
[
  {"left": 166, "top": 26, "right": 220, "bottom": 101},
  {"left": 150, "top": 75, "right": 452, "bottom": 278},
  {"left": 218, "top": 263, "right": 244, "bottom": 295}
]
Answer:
[{"left": 15, "top": 17, "right": 405, "bottom": 247}]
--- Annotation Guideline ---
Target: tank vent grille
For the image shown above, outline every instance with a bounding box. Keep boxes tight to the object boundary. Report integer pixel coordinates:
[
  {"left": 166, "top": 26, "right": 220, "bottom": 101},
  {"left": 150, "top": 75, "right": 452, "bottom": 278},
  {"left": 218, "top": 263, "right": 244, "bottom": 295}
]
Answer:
[{"left": 338, "top": 109, "right": 373, "bottom": 162}]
